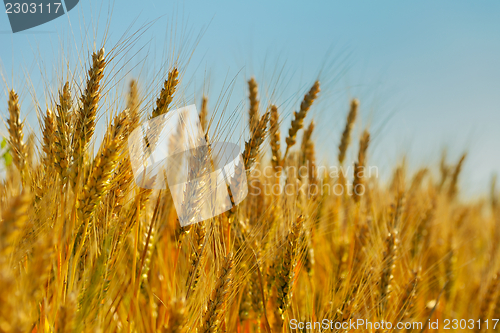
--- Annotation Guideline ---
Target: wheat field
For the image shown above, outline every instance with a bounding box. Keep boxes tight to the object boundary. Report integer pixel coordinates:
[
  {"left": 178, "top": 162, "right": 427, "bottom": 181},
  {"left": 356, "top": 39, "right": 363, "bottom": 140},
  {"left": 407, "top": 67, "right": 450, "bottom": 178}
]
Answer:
[{"left": 0, "top": 46, "right": 499, "bottom": 333}]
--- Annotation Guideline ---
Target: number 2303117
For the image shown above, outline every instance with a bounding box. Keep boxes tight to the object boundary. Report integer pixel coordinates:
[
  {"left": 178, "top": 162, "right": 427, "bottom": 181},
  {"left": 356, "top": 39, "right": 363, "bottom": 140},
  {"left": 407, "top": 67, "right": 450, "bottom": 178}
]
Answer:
[{"left": 5, "top": 3, "right": 62, "bottom": 14}]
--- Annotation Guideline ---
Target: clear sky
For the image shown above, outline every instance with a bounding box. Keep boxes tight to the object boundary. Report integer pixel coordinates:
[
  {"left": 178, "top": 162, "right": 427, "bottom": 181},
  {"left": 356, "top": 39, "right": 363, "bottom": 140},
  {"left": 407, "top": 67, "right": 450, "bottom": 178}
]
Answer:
[{"left": 1, "top": 0, "right": 499, "bottom": 196}]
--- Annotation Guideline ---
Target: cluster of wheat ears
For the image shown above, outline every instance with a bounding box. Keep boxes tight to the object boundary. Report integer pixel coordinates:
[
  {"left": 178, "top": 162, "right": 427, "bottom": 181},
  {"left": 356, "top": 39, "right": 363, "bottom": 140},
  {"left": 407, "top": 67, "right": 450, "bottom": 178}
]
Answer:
[{"left": 0, "top": 47, "right": 499, "bottom": 333}]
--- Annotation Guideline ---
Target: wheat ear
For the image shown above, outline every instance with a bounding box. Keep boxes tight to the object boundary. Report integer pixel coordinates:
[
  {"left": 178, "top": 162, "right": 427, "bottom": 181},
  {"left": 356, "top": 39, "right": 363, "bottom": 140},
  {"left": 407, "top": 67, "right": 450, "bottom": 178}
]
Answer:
[
  {"left": 249, "top": 265, "right": 264, "bottom": 319},
  {"left": 178, "top": 138, "right": 212, "bottom": 227},
  {"left": 41, "top": 109, "right": 56, "bottom": 167},
  {"left": 269, "top": 105, "right": 282, "bottom": 170},
  {"left": 352, "top": 130, "right": 370, "bottom": 203},
  {"left": 398, "top": 270, "right": 419, "bottom": 322},
  {"left": 379, "top": 228, "right": 398, "bottom": 314},
  {"left": 248, "top": 77, "right": 260, "bottom": 133},
  {"left": 167, "top": 298, "right": 187, "bottom": 333},
  {"left": 126, "top": 79, "right": 141, "bottom": 132},
  {"left": 491, "top": 174, "right": 498, "bottom": 211},
  {"left": 448, "top": 153, "right": 466, "bottom": 200},
  {"left": 73, "top": 48, "right": 105, "bottom": 155},
  {"left": 438, "top": 150, "right": 449, "bottom": 192},
  {"left": 54, "top": 82, "right": 73, "bottom": 182},
  {"left": 199, "top": 253, "right": 234, "bottom": 333},
  {"left": 243, "top": 111, "right": 270, "bottom": 171},
  {"left": 186, "top": 221, "right": 207, "bottom": 297},
  {"left": 71, "top": 48, "right": 106, "bottom": 188},
  {"left": 0, "top": 191, "right": 30, "bottom": 255},
  {"left": 106, "top": 80, "right": 141, "bottom": 217},
  {"left": 239, "top": 284, "right": 252, "bottom": 321},
  {"left": 338, "top": 98, "right": 359, "bottom": 165},
  {"left": 444, "top": 235, "right": 456, "bottom": 302},
  {"left": 300, "top": 120, "right": 314, "bottom": 166},
  {"left": 7, "top": 90, "right": 27, "bottom": 182},
  {"left": 300, "top": 121, "right": 317, "bottom": 192},
  {"left": 411, "top": 203, "right": 435, "bottom": 258},
  {"left": 477, "top": 274, "right": 500, "bottom": 332},
  {"left": 145, "top": 68, "right": 180, "bottom": 154},
  {"left": 77, "top": 111, "right": 128, "bottom": 223},
  {"left": 284, "top": 81, "right": 320, "bottom": 160},
  {"left": 275, "top": 215, "right": 304, "bottom": 317},
  {"left": 151, "top": 68, "right": 179, "bottom": 119},
  {"left": 492, "top": 281, "right": 500, "bottom": 327},
  {"left": 200, "top": 95, "right": 208, "bottom": 133},
  {"left": 26, "top": 132, "right": 35, "bottom": 169}
]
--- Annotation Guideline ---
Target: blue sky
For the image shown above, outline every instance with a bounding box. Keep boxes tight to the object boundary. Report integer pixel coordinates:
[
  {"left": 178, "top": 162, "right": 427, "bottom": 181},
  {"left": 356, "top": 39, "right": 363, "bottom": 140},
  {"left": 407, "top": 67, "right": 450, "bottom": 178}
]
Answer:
[{"left": 0, "top": 0, "right": 499, "bottom": 196}]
